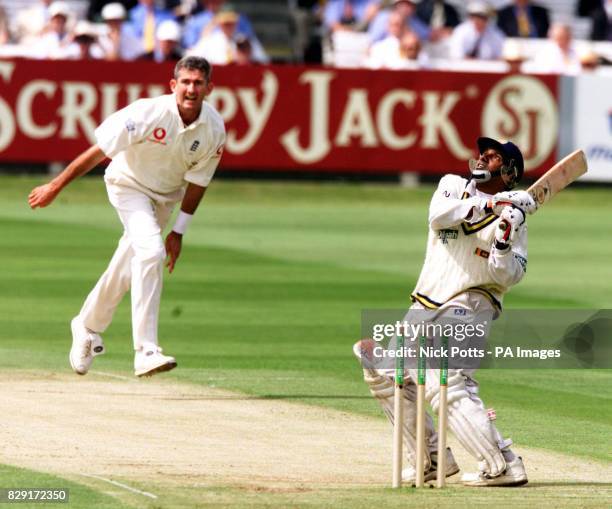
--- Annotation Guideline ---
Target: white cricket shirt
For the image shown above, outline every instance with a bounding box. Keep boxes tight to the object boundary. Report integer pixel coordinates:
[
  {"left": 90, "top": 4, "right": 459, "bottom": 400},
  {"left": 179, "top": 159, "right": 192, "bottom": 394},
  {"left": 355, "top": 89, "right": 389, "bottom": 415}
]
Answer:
[
  {"left": 95, "top": 93, "right": 226, "bottom": 199},
  {"left": 412, "top": 174, "right": 528, "bottom": 312}
]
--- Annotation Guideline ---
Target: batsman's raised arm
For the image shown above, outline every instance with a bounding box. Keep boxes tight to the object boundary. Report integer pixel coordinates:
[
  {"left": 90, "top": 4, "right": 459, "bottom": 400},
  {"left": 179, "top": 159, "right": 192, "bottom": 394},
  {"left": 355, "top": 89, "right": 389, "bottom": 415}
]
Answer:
[
  {"left": 28, "top": 145, "right": 107, "bottom": 209},
  {"left": 429, "top": 177, "right": 488, "bottom": 230}
]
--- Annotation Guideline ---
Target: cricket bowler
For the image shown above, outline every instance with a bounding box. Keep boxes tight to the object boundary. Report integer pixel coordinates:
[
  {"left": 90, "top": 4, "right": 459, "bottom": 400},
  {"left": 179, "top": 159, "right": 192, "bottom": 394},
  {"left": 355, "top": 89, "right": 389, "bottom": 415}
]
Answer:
[
  {"left": 28, "top": 56, "right": 226, "bottom": 377},
  {"left": 355, "top": 137, "right": 536, "bottom": 486}
]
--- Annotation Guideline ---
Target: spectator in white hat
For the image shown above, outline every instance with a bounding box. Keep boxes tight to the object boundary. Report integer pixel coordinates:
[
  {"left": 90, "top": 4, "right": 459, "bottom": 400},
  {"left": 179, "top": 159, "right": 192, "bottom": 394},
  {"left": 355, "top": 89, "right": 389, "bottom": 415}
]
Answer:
[
  {"left": 449, "top": 1, "right": 505, "bottom": 60},
  {"left": 86, "top": 0, "right": 138, "bottom": 23},
  {"left": 29, "top": 1, "right": 73, "bottom": 58},
  {"left": 98, "top": 2, "right": 143, "bottom": 60},
  {"left": 61, "top": 20, "right": 105, "bottom": 59},
  {"left": 139, "top": 19, "right": 183, "bottom": 61}
]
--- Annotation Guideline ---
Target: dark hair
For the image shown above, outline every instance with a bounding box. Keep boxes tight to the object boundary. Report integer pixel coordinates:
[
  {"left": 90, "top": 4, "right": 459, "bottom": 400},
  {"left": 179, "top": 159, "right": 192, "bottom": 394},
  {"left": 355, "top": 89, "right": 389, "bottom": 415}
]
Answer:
[{"left": 174, "top": 56, "right": 212, "bottom": 82}]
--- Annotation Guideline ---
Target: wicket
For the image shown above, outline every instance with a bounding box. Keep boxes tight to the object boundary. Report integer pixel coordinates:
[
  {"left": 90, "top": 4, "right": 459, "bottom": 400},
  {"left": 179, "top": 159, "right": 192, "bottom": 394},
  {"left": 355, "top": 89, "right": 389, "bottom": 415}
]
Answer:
[
  {"left": 436, "top": 335, "right": 449, "bottom": 488},
  {"left": 392, "top": 334, "right": 404, "bottom": 488},
  {"left": 415, "top": 335, "right": 427, "bottom": 487},
  {"left": 392, "top": 335, "right": 450, "bottom": 489}
]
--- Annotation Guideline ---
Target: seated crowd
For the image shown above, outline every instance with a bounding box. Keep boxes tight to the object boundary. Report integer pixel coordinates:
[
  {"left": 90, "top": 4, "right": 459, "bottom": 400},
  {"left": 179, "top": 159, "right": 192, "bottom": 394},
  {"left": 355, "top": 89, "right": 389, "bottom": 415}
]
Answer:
[
  {"left": 323, "top": 0, "right": 611, "bottom": 73},
  {"left": 0, "top": 0, "right": 610, "bottom": 73},
  {"left": 0, "top": 0, "right": 268, "bottom": 63}
]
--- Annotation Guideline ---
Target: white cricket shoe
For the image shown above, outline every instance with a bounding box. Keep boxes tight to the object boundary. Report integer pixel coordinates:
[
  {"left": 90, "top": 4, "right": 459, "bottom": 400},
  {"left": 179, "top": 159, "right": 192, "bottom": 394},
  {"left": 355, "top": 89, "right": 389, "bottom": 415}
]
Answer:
[
  {"left": 402, "top": 447, "right": 460, "bottom": 483},
  {"left": 461, "top": 457, "right": 528, "bottom": 487},
  {"left": 134, "top": 344, "right": 177, "bottom": 377},
  {"left": 69, "top": 317, "right": 105, "bottom": 375}
]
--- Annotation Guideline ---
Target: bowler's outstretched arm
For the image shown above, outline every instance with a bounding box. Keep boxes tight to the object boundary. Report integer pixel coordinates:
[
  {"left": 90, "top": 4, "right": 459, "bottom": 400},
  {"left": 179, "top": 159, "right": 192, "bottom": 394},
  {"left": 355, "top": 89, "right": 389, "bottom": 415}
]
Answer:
[{"left": 28, "top": 145, "right": 107, "bottom": 209}]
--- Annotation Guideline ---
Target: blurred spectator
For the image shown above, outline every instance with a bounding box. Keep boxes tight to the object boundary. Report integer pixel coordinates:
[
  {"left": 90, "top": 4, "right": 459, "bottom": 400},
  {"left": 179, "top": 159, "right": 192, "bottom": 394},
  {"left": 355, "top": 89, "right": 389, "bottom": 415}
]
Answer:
[
  {"left": 30, "top": 1, "right": 72, "bottom": 58},
  {"left": 188, "top": 7, "right": 267, "bottom": 64},
  {"left": 128, "top": 0, "right": 175, "bottom": 55},
  {"left": 98, "top": 2, "right": 143, "bottom": 60},
  {"left": 576, "top": 0, "right": 602, "bottom": 18},
  {"left": 591, "top": 0, "right": 612, "bottom": 40},
  {"left": 398, "top": 30, "right": 427, "bottom": 66},
  {"left": 368, "top": 21, "right": 428, "bottom": 69},
  {"left": 139, "top": 19, "right": 182, "bottom": 61},
  {"left": 88, "top": 0, "right": 138, "bottom": 22},
  {"left": 234, "top": 33, "right": 255, "bottom": 65},
  {"left": 0, "top": 5, "right": 10, "bottom": 44},
  {"left": 416, "top": 0, "right": 459, "bottom": 42},
  {"left": 183, "top": 0, "right": 257, "bottom": 48},
  {"left": 502, "top": 38, "right": 527, "bottom": 72},
  {"left": 531, "top": 23, "right": 581, "bottom": 74},
  {"left": 496, "top": 0, "right": 549, "bottom": 38},
  {"left": 288, "top": 0, "right": 321, "bottom": 62},
  {"left": 449, "top": 1, "right": 505, "bottom": 60},
  {"left": 14, "top": 0, "right": 53, "bottom": 43},
  {"left": 579, "top": 47, "right": 601, "bottom": 71},
  {"left": 367, "top": 10, "right": 404, "bottom": 66},
  {"left": 62, "top": 20, "right": 105, "bottom": 59},
  {"left": 368, "top": 0, "right": 430, "bottom": 42},
  {"left": 323, "top": 0, "right": 380, "bottom": 33}
]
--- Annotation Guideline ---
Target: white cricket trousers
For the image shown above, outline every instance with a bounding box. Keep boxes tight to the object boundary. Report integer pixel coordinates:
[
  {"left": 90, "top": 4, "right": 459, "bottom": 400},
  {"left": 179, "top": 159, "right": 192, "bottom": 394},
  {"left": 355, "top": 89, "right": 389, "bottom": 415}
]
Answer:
[{"left": 79, "top": 179, "right": 175, "bottom": 350}]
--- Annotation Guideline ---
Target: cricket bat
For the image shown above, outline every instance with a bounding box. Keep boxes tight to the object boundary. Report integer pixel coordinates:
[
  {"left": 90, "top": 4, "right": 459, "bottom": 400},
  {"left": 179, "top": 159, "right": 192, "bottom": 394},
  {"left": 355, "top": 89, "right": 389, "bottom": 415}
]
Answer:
[
  {"left": 527, "top": 149, "right": 588, "bottom": 209},
  {"left": 499, "top": 150, "right": 588, "bottom": 229}
]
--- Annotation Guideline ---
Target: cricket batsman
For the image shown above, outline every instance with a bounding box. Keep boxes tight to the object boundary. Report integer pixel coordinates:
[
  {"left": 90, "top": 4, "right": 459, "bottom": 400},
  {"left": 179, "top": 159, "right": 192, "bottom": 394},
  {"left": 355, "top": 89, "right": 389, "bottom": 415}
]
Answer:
[
  {"left": 28, "top": 56, "right": 226, "bottom": 378},
  {"left": 355, "top": 137, "right": 536, "bottom": 486}
]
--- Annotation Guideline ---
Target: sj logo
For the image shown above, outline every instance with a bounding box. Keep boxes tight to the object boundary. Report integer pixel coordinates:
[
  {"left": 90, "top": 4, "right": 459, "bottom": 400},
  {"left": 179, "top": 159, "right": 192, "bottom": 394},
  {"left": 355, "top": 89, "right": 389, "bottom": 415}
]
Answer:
[
  {"left": 147, "top": 127, "right": 167, "bottom": 145},
  {"left": 482, "top": 75, "right": 557, "bottom": 171}
]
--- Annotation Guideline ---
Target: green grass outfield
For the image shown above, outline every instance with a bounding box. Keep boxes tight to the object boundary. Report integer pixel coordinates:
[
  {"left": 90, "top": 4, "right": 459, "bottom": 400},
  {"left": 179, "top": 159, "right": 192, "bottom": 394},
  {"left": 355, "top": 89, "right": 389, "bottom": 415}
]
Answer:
[{"left": 0, "top": 176, "right": 610, "bottom": 508}]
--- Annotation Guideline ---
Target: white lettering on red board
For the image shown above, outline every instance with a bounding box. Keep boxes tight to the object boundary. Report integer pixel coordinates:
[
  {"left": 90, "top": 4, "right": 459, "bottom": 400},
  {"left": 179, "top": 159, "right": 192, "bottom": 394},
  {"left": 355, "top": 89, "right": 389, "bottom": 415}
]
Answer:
[
  {"left": 279, "top": 70, "right": 473, "bottom": 164},
  {"left": 0, "top": 65, "right": 556, "bottom": 170}
]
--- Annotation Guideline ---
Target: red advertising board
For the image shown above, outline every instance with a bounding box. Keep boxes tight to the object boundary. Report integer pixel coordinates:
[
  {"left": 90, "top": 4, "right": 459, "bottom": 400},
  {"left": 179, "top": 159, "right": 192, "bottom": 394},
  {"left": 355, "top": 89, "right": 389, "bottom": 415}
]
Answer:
[{"left": 0, "top": 59, "right": 559, "bottom": 175}]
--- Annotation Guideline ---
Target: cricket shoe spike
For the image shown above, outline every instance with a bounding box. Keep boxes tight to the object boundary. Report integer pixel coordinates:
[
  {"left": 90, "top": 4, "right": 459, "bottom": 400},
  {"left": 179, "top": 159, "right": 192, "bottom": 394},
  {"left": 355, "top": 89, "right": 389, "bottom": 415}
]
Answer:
[
  {"left": 70, "top": 316, "right": 105, "bottom": 375},
  {"left": 134, "top": 344, "right": 177, "bottom": 377},
  {"left": 461, "top": 456, "right": 528, "bottom": 487},
  {"left": 402, "top": 447, "right": 460, "bottom": 483}
]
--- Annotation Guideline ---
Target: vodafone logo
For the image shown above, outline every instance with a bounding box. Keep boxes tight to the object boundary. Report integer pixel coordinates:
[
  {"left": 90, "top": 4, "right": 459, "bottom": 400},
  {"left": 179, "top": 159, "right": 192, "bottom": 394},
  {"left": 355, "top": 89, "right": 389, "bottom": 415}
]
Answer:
[
  {"left": 147, "top": 127, "right": 167, "bottom": 145},
  {"left": 481, "top": 75, "right": 558, "bottom": 171},
  {"left": 153, "top": 127, "right": 166, "bottom": 140}
]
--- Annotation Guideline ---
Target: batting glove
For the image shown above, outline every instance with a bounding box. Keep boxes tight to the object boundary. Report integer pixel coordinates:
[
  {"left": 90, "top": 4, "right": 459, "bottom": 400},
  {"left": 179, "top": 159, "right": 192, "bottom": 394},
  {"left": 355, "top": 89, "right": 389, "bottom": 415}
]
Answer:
[
  {"left": 494, "top": 206, "right": 525, "bottom": 251},
  {"left": 488, "top": 191, "right": 537, "bottom": 216}
]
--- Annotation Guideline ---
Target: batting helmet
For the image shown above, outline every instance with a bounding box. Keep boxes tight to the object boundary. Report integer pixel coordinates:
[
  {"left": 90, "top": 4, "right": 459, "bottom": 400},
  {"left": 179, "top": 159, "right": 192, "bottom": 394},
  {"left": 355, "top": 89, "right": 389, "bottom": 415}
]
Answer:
[{"left": 477, "top": 137, "right": 524, "bottom": 184}]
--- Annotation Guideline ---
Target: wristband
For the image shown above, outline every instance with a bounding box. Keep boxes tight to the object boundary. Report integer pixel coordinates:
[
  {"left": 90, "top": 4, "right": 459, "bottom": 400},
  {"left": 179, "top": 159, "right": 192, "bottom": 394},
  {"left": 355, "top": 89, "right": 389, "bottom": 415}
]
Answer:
[{"left": 172, "top": 211, "right": 193, "bottom": 235}]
